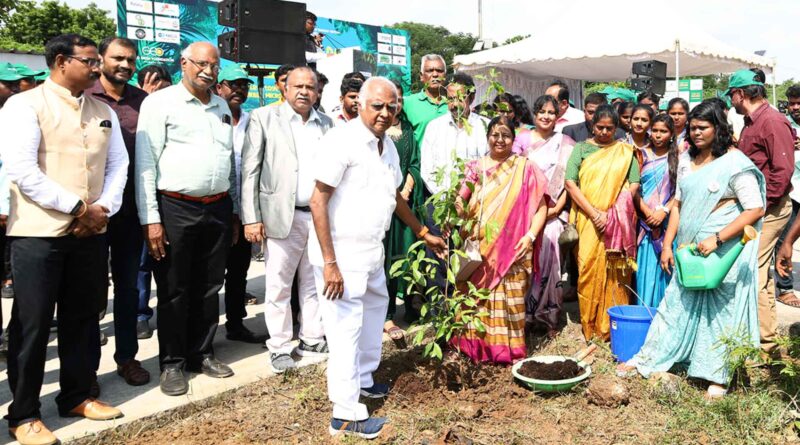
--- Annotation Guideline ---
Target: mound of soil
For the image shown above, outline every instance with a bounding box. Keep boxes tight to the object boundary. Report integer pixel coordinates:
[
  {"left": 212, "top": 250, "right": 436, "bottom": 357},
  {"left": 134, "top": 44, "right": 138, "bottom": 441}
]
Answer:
[{"left": 517, "top": 359, "right": 584, "bottom": 380}]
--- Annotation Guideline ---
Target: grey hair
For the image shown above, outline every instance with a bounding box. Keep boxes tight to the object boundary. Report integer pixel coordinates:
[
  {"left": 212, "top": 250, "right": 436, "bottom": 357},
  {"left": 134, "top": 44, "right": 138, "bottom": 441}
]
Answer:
[
  {"left": 358, "top": 76, "right": 398, "bottom": 109},
  {"left": 420, "top": 54, "right": 446, "bottom": 73},
  {"left": 180, "top": 42, "right": 219, "bottom": 59}
]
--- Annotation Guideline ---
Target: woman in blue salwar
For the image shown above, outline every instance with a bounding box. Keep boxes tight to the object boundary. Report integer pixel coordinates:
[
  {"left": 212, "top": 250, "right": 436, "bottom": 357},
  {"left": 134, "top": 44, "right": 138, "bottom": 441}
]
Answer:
[
  {"left": 634, "top": 114, "right": 679, "bottom": 307},
  {"left": 617, "top": 101, "right": 765, "bottom": 400}
]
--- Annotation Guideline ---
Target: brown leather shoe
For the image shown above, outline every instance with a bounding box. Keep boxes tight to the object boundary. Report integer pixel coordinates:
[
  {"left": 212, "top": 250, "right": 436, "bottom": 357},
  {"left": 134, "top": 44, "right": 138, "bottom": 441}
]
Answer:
[
  {"left": 117, "top": 359, "right": 151, "bottom": 386},
  {"left": 65, "top": 398, "right": 122, "bottom": 420},
  {"left": 9, "top": 419, "right": 57, "bottom": 445}
]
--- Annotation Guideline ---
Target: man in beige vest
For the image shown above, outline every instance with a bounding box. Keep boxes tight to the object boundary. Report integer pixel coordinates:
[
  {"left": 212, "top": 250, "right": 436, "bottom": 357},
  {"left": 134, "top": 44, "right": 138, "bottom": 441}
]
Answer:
[{"left": 0, "top": 34, "right": 128, "bottom": 445}]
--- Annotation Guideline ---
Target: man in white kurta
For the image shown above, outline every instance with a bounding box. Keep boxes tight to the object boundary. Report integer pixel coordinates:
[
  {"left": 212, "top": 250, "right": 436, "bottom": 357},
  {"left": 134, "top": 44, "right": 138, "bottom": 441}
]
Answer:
[{"left": 309, "top": 77, "right": 445, "bottom": 439}]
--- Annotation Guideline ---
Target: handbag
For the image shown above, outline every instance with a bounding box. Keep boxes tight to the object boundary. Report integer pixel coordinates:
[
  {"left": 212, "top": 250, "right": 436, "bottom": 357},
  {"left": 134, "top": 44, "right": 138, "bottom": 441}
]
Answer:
[
  {"left": 455, "top": 159, "right": 486, "bottom": 283},
  {"left": 558, "top": 209, "right": 579, "bottom": 247}
]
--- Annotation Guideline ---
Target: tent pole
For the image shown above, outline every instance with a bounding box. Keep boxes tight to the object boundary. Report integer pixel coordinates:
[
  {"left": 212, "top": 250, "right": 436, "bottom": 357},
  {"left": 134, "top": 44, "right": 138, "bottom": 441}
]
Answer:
[
  {"left": 772, "top": 60, "right": 777, "bottom": 105},
  {"left": 675, "top": 39, "right": 680, "bottom": 91}
]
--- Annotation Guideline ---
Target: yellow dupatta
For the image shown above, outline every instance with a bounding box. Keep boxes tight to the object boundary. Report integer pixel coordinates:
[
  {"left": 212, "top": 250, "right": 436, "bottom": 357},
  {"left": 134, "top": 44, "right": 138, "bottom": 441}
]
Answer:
[{"left": 570, "top": 141, "right": 636, "bottom": 340}]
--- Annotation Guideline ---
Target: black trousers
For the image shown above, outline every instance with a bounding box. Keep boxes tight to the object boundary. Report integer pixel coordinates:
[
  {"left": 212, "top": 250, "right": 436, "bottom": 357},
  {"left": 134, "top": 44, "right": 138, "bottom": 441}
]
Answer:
[
  {"left": 6, "top": 235, "right": 107, "bottom": 426},
  {"left": 224, "top": 224, "right": 251, "bottom": 330},
  {"left": 107, "top": 213, "right": 144, "bottom": 365},
  {"left": 154, "top": 194, "right": 232, "bottom": 370}
]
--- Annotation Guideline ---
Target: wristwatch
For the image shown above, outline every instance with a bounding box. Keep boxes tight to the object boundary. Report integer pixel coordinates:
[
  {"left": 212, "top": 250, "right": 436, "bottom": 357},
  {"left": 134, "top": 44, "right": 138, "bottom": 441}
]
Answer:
[
  {"left": 655, "top": 204, "right": 670, "bottom": 214},
  {"left": 715, "top": 232, "right": 723, "bottom": 247},
  {"left": 69, "top": 199, "right": 85, "bottom": 216}
]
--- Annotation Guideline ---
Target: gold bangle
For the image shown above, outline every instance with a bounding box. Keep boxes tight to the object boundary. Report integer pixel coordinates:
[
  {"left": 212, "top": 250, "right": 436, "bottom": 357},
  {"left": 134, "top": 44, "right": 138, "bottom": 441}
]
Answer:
[{"left": 416, "top": 225, "right": 430, "bottom": 239}]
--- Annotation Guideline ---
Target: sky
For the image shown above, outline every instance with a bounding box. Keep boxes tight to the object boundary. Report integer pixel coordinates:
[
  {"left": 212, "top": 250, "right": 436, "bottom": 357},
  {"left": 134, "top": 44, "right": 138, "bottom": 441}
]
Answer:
[{"left": 64, "top": 0, "right": 800, "bottom": 82}]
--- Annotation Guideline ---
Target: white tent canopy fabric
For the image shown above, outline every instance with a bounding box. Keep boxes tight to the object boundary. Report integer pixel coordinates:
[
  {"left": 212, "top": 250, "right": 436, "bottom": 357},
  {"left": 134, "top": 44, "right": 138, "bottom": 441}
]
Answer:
[
  {"left": 454, "top": 26, "right": 775, "bottom": 82},
  {"left": 454, "top": 20, "right": 776, "bottom": 108}
]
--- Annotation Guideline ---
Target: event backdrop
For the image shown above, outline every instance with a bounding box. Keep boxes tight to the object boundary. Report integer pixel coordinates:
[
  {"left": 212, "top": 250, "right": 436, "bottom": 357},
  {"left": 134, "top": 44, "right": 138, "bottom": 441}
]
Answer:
[{"left": 116, "top": 0, "right": 411, "bottom": 110}]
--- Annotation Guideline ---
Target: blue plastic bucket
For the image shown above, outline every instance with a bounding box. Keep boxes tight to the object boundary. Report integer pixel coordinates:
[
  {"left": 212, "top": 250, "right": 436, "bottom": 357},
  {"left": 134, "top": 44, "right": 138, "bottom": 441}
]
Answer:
[{"left": 608, "top": 305, "right": 657, "bottom": 363}]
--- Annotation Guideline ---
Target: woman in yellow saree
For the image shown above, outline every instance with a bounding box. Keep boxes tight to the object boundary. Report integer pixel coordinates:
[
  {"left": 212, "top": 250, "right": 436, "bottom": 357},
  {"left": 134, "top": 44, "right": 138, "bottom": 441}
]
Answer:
[{"left": 565, "top": 105, "right": 641, "bottom": 341}]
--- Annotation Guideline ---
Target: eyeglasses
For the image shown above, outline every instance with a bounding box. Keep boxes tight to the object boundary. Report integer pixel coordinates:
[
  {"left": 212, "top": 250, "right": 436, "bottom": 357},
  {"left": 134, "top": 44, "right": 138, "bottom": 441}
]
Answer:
[
  {"left": 368, "top": 102, "right": 399, "bottom": 113},
  {"left": 67, "top": 55, "right": 101, "bottom": 68},
  {"left": 489, "top": 132, "right": 514, "bottom": 141},
  {"left": 222, "top": 79, "right": 251, "bottom": 90},
  {"left": 187, "top": 58, "right": 221, "bottom": 73},
  {"left": 423, "top": 67, "right": 445, "bottom": 74}
]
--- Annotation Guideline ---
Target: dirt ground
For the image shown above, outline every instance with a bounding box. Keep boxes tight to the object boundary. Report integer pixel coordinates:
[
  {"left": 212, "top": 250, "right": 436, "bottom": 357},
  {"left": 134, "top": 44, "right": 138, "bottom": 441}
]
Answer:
[{"left": 73, "top": 316, "right": 800, "bottom": 445}]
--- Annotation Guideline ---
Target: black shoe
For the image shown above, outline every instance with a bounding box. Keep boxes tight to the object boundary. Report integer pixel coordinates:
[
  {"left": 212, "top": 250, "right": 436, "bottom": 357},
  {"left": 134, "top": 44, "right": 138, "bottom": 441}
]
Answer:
[
  {"left": 136, "top": 319, "right": 153, "bottom": 339},
  {"left": 1, "top": 283, "right": 13, "bottom": 299},
  {"left": 226, "top": 325, "right": 268, "bottom": 344},
  {"left": 99, "top": 331, "right": 108, "bottom": 347},
  {"left": 160, "top": 367, "right": 188, "bottom": 396},
  {"left": 197, "top": 357, "right": 234, "bottom": 378}
]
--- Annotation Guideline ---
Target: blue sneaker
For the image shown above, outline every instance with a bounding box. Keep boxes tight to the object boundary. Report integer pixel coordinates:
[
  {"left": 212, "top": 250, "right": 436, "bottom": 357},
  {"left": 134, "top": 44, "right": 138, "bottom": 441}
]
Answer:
[
  {"left": 329, "top": 416, "right": 386, "bottom": 439},
  {"left": 360, "top": 383, "right": 390, "bottom": 399}
]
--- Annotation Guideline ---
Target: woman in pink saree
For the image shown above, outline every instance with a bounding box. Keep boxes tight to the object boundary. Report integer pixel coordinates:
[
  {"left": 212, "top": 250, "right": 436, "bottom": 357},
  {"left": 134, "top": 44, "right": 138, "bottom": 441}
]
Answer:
[
  {"left": 452, "top": 116, "right": 550, "bottom": 364},
  {"left": 521, "top": 95, "right": 576, "bottom": 337}
]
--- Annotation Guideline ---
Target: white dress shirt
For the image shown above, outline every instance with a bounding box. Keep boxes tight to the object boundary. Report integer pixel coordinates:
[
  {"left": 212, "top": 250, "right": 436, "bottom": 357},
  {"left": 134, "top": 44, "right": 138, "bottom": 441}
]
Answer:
[
  {"left": 284, "top": 102, "right": 325, "bottom": 206},
  {"left": 0, "top": 95, "right": 129, "bottom": 216},
  {"left": 555, "top": 106, "right": 585, "bottom": 132},
  {"left": 233, "top": 110, "right": 250, "bottom": 203},
  {"left": 309, "top": 118, "right": 403, "bottom": 272},
  {"left": 420, "top": 112, "right": 488, "bottom": 195}
]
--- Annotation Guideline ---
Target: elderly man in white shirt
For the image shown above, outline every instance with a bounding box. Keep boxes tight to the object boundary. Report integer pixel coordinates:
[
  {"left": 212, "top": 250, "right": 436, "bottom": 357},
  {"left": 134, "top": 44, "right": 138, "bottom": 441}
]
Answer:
[
  {"left": 309, "top": 77, "right": 445, "bottom": 440},
  {"left": 419, "top": 72, "right": 488, "bottom": 196},
  {"left": 241, "top": 67, "right": 334, "bottom": 373}
]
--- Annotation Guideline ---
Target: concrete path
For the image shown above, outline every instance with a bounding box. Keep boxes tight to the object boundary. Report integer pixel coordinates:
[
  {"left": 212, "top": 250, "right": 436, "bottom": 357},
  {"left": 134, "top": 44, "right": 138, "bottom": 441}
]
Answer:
[{"left": 0, "top": 246, "right": 799, "bottom": 444}]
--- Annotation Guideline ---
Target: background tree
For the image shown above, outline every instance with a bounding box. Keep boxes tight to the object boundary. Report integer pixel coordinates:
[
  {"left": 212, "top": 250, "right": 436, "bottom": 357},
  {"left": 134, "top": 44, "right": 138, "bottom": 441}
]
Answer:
[
  {"left": 0, "top": 1, "right": 115, "bottom": 52},
  {"left": 391, "top": 22, "right": 477, "bottom": 91},
  {"left": 502, "top": 34, "right": 530, "bottom": 45}
]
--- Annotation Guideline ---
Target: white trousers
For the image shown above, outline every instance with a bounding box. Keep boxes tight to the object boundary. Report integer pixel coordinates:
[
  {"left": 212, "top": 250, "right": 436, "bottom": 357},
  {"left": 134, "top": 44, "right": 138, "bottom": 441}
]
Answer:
[
  {"left": 314, "top": 264, "right": 388, "bottom": 421},
  {"left": 263, "top": 210, "right": 324, "bottom": 354}
]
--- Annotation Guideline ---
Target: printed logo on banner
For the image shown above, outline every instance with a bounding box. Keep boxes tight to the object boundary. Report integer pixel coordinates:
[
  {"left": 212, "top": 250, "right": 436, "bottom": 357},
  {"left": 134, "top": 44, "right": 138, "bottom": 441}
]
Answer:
[
  {"left": 126, "top": 0, "right": 153, "bottom": 14},
  {"left": 155, "top": 30, "right": 181, "bottom": 44},
  {"left": 377, "top": 33, "right": 392, "bottom": 43},
  {"left": 127, "top": 12, "right": 154, "bottom": 28},
  {"left": 392, "top": 45, "right": 405, "bottom": 55},
  {"left": 378, "top": 54, "right": 392, "bottom": 65},
  {"left": 393, "top": 56, "right": 406, "bottom": 66},
  {"left": 392, "top": 35, "right": 406, "bottom": 46},
  {"left": 154, "top": 2, "right": 180, "bottom": 16},
  {"left": 127, "top": 26, "right": 154, "bottom": 41},
  {"left": 155, "top": 16, "right": 180, "bottom": 31},
  {"left": 377, "top": 43, "right": 392, "bottom": 54}
]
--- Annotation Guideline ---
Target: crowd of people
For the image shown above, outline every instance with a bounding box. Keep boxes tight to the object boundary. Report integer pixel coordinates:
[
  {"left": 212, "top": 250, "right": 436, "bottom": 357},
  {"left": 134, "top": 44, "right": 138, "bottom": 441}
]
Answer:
[{"left": 0, "top": 28, "right": 797, "bottom": 443}]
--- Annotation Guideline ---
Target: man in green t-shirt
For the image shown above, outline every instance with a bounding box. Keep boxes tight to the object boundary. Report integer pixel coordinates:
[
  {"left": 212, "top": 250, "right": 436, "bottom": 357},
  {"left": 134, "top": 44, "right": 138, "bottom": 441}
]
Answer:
[{"left": 402, "top": 54, "right": 448, "bottom": 145}]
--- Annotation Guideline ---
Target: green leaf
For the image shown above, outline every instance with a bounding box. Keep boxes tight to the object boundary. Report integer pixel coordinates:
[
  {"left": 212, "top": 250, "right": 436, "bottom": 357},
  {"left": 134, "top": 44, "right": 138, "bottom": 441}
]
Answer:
[{"left": 414, "top": 329, "right": 425, "bottom": 346}]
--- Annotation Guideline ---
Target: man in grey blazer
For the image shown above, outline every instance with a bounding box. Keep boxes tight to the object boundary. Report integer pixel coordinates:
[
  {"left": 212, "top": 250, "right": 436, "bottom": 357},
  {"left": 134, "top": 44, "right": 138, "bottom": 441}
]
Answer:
[{"left": 240, "top": 66, "right": 334, "bottom": 373}]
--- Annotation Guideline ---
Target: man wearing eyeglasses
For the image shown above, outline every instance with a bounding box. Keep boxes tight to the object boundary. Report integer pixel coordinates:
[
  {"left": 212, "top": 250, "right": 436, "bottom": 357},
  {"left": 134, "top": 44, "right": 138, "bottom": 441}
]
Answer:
[
  {"left": 241, "top": 66, "right": 333, "bottom": 374},
  {"left": 214, "top": 64, "right": 266, "bottom": 345},
  {"left": 309, "top": 77, "right": 445, "bottom": 439},
  {"left": 0, "top": 34, "right": 127, "bottom": 445},
  {"left": 136, "top": 41, "right": 239, "bottom": 396}
]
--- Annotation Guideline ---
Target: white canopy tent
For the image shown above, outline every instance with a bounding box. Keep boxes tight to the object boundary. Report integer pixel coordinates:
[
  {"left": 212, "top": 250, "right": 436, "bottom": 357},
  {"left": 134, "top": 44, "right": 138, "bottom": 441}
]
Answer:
[{"left": 454, "top": 22, "right": 777, "bottom": 108}]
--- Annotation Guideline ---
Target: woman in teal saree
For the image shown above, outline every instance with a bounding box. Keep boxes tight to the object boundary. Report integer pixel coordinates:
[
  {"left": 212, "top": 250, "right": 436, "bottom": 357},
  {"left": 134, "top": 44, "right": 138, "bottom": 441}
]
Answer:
[{"left": 617, "top": 101, "right": 765, "bottom": 399}]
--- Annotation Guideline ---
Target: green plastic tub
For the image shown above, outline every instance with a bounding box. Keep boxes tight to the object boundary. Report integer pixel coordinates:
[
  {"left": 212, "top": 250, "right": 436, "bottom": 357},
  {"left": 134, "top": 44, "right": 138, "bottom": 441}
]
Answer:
[{"left": 511, "top": 355, "right": 592, "bottom": 392}]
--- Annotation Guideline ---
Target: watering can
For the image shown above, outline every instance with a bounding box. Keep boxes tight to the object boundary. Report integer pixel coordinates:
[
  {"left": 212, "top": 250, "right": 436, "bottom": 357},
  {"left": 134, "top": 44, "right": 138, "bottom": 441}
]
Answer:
[{"left": 674, "top": 225, "right": 758, "bottom": 290}]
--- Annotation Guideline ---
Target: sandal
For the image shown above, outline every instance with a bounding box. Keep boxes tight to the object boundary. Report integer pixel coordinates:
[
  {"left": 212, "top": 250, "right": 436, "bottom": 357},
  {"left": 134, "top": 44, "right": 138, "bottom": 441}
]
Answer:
[
  {"left": 776, "top": 292, "right": 800, "bottom": 308},
  {"left": 615, "top": 362, "right": 638, "bottom": 378},
  {"left": 704, "top": 384, "right": 727, "bottom": 401},
  {"left": 383, "top": 322, "right": 407, "bottom": 348}
]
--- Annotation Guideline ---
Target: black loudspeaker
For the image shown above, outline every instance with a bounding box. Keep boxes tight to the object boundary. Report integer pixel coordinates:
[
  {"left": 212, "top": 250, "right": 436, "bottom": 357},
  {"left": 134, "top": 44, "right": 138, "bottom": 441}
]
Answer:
[
  {"left": 217, "top": 0, "right": 306, "bottom": 65},
  {"left": 630, "top": 77, "right": 666, "bottom": 96},
  {"left": 218, "top": 0, "right": 305, "bottom": 32},
  {"left": 218, "top": 30, "right": 306, "bottom": 66},
  {"left": 632, "top": 60, "right": 667, "bottom": 79}
]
